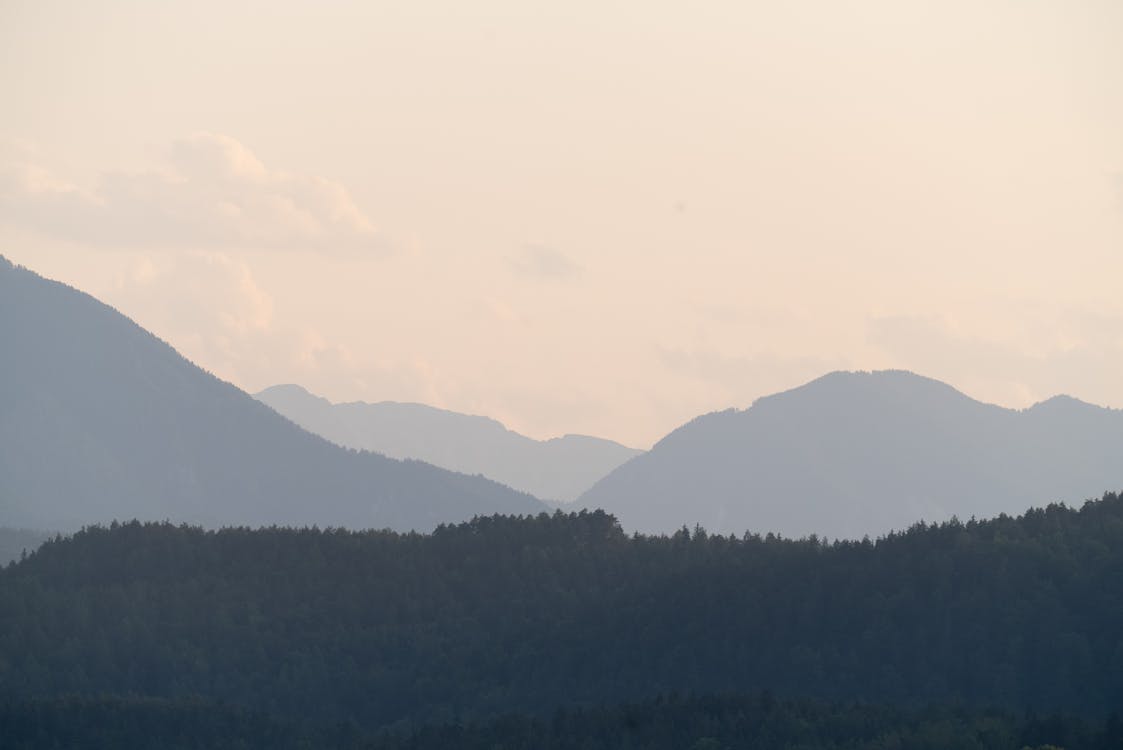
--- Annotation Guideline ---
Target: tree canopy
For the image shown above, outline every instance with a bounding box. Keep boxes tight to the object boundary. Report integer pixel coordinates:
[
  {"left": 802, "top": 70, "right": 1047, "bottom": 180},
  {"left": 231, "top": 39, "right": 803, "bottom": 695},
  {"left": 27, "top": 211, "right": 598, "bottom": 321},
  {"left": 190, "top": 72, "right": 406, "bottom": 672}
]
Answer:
[{"left": 2, "top": 492, "right": 1122, "bottom": 733}]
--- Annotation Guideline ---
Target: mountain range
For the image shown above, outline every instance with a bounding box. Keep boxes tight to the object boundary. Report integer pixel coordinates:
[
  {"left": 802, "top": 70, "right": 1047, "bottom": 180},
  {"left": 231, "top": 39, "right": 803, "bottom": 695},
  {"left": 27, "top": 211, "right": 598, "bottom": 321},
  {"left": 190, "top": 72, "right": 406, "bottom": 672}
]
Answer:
[
  {"left": 0, "top": 256, "right": 544, "bottom": 531},
  {"left": 255, "top": 384, "right": 641, "bottom": 503},
  {"left": 578, "top": 370, "right": 1123, "bottom": 538},
  {"left": 5, "top": 255, "right": 1122, "bottom": 541}
]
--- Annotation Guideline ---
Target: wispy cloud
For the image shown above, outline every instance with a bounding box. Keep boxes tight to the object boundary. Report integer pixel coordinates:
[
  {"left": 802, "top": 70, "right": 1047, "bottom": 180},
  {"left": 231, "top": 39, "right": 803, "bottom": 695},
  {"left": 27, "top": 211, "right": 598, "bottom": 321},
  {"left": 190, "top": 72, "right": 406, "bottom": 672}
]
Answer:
[
  {"left": 0, "top": 133, "right": 385, "bottom": 254},
  {"left": 867, "top": 313, "right": 1123, "bottom": 408},
  {"left": 104, "top": 251, "right": 439, "bottom": 403},
  {"left": 507, "top": 243, "right": 583, "bottom": 282}
]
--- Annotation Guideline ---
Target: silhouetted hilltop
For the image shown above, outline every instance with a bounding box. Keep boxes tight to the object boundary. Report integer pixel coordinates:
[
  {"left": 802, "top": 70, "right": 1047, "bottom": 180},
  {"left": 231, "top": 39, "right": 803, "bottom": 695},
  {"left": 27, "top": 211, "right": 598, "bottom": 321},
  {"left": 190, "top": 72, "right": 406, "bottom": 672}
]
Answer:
[
  {"left": 0, "top": 256, "right": 544, "bottom": 531},
  {"left": 579, "top": 370, "right": 1123, "bottom": 538},
  {"left": 0, "top": 528, "right": 53, "bottom": 566},
  {"left": 256, "top": 384, "right": 641, "bottom": 502}
]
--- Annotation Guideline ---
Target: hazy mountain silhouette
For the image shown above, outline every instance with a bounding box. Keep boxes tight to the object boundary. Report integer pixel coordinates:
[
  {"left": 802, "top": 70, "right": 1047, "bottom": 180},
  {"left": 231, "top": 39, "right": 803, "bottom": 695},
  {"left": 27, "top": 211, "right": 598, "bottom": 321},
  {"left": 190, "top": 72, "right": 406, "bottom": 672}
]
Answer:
[
  {"left": 578, "top": 370, "right": 1123, "bottom": 538},
  {"left": 0, "top": 256, "right": 544, "bottom": 531},
  {"left": 256, "top": 384, "right": 641, "bottom": 503}
]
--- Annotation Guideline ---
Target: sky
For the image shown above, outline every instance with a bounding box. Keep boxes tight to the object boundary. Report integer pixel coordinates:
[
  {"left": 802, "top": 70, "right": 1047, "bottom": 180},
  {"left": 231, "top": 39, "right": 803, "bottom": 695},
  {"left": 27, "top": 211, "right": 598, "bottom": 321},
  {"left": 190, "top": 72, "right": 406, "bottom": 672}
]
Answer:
[{"left": 2, "top": 0, "right": 1122, "bottom": 448}]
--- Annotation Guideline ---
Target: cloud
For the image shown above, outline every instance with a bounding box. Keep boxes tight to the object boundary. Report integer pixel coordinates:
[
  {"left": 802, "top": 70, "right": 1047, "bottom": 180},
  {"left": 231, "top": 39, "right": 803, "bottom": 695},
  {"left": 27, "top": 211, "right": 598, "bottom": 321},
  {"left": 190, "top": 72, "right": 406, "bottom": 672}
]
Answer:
[
  {"left": 507, "top": 243, "right": 583, "bottom": 281},
  {"left": 103, "top": 251, "right": 439, "bottom": 403},
  {"left": 0, "top": 133, "right": 384, "bottom": 253},
  {"left": 867, "top": 313, "right": 1123, "bottom": 408},
  {"left": 109, "top": 252, "right": 275, "bottom": 367}
]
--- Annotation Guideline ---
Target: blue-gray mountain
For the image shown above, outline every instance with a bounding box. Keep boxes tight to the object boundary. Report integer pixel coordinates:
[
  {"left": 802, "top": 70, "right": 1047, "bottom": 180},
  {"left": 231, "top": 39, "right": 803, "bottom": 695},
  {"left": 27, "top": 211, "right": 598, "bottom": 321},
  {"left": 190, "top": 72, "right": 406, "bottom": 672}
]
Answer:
[
  {"left": 0, "top": 256, "right": 544, "bottom": 531},
  {"left": 255, "top": 384, "right": 641, "bottom": 503},
  {"left": 578, "top": 370, "right": 1123, "bottom": 539}
]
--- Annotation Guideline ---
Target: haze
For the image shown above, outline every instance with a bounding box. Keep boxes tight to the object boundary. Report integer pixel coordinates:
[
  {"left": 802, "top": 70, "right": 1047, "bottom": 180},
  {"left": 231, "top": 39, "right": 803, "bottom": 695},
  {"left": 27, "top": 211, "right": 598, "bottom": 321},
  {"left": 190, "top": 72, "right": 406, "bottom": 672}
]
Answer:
[{"left": 2, "top": 0, "right": 1121, "bottom": 447}]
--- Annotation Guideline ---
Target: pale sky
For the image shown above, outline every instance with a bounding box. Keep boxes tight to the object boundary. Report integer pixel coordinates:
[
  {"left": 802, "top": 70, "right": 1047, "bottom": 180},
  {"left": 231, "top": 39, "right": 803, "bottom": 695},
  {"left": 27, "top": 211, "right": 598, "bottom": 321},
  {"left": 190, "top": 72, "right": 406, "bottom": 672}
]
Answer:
[{"left": 2, "top": 0, "right": 1122, "bottom": 447}]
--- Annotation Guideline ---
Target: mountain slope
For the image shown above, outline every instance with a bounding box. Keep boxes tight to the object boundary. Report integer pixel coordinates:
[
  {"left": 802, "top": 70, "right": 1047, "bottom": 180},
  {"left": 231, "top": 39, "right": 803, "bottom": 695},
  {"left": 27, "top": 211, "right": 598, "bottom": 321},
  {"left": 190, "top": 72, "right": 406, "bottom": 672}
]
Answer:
[
  {"left": 0, "top": 256, "right": 543, "bottom": 531},
  {"left": 578, "top": 370, "right": 1123, "bottom": 538},
  {"left": 256, "top": 384, "right": 641, "bottom": 502}
]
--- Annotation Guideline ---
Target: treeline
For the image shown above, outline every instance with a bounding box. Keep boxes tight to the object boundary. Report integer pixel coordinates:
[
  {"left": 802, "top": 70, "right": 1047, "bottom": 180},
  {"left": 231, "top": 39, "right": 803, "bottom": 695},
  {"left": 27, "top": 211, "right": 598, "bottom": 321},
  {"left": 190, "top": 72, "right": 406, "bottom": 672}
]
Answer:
[
  {"left": 1, "top": 493, "right": 1122, "bottom": 729},
  {"left": 0, "top": 695, "right": 341, "bottom": 750},
  {"left": 0, "top": 527, "right": 52, "bottom": 566},
  {"left": 2, "top": 693, "right": 1120, "bottom": 750},
  {"left": 378, "top": 693, "right": 1123, "bottom": 750}
]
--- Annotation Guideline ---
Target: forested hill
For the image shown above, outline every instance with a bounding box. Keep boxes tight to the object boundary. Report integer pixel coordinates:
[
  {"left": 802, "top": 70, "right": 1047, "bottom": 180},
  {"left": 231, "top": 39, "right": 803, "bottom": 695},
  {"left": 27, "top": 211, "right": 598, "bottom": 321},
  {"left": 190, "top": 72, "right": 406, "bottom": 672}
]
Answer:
[
  {"left": 579, "top": 370, "right": 1123, "bottom": 538},
  {"left": 0, "top": 256, "right": 543, "bottom": 530},
  {"left": 2, "top": 492, "right": 1122, "bottom": 730}
]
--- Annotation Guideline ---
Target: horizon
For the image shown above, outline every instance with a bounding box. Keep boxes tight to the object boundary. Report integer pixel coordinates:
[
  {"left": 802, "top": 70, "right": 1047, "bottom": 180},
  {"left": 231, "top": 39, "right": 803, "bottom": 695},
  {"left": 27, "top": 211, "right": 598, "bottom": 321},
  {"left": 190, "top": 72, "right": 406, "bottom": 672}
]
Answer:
[
  {"left": 5, "top": 251, "right": 1123, "bottom": 450},
  {"left": 254, "top": 368, "right": 1120, "bottom": 451},
  {"left": 3, "top": 1, "right": 1122, "bottom": 447}
]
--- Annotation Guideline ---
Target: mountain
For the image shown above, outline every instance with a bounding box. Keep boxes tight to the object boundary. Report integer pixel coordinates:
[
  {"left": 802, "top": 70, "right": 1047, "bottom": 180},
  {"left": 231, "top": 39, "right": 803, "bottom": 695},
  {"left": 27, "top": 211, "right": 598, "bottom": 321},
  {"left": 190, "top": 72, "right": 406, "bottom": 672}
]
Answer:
[
  {"left": 255, "top": 384, "right": 642, "bottom": 502},
  {"left": 578, "top": 370, "right": 1123, "bottom": 538},
  {"left": 0, "top": 256, "right": 544, "bottom": 531}
]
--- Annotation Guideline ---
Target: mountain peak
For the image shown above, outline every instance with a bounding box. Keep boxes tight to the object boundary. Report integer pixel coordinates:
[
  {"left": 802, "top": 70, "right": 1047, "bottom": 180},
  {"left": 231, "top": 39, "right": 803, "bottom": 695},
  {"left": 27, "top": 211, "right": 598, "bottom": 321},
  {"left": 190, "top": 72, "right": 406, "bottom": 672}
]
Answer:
[
  {"left": 772, "top": 368, "right": 967, "bottom": 400},
  {"left": 580, "top": 370, "right": 1123, "bottom": 539},
  {"left": 255, "top": 383, "right": 332, "bottom": 408},
  {"left": 255, "top": 384, "right": 642, "bottom": 502},
  {"left": 1026, "top": 393, "right": 1110, "bottom": 417},
  {"left": 258, "top": 383, "right": 315, "bottom": 397}
]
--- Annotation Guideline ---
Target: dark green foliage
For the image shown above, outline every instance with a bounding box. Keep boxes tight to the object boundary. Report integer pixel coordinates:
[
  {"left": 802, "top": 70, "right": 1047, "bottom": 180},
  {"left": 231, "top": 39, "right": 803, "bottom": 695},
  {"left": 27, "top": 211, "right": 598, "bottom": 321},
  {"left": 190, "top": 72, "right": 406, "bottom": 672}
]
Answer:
[
  {"left": 1, "top": 694, "right": 1118, "bottom": 750},
  {"left": 0, "top": 695, "right": 361, "bottom": 749},
  {"left": 2, "top": 494, "right": 1122, "bottom": 731},
  {"left": 373, "top": 694, "right": 1122, "bottom": 750}
]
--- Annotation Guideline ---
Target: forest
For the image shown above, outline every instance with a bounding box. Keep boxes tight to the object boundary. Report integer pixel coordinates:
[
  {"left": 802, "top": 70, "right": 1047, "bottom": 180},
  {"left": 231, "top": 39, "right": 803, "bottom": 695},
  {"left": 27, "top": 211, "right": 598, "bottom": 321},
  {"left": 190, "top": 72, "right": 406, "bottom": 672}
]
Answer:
[
  {"left": 3, "top": 692, "right": 1120, "bottom": 750},
  {"left": 1, "top": 492, "right": 1122, "bottom": 744}
]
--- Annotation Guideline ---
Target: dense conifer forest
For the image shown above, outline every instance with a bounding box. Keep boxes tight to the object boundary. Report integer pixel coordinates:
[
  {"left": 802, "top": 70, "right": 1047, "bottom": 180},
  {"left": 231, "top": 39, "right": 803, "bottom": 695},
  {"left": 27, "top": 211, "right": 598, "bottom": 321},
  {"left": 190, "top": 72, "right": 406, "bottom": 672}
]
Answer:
[
  {"left": 3, "top": 693, "right": 1120, "bottom": 750},
  {"left": 1, "top": 491, "right": 1122, "bottom": 746}
]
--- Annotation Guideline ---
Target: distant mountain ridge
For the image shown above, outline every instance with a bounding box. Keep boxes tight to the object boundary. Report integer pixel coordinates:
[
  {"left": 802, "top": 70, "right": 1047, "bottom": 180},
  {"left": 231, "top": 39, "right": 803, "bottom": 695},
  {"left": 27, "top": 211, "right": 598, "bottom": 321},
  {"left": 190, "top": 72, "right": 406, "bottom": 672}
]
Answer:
[
  {"left": 578, "top": 370, "right": 1123, "bottom": 538},
  {"left": 255, "top": 384, "right": 642, "bottom": 502},
  {"left": 0, "top": 256, "right": 544, "bottom": 531}
]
